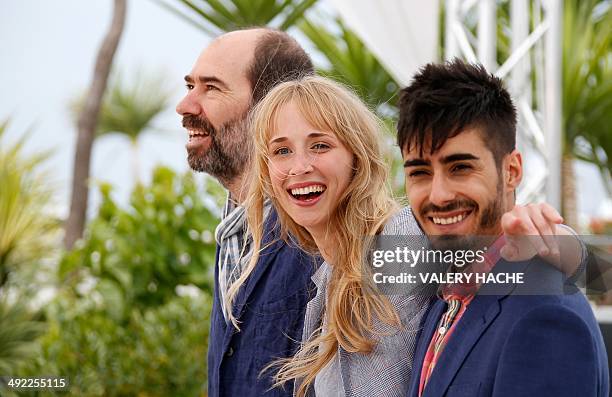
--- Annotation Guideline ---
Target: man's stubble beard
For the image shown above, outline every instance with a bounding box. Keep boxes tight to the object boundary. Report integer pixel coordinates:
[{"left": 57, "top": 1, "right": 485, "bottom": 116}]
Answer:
[
  {"left": 427, "top": 175, "right": 505, "bottom": 253},
  {"left": 185, "top": 112, "right": 253, "bottom": 187}
]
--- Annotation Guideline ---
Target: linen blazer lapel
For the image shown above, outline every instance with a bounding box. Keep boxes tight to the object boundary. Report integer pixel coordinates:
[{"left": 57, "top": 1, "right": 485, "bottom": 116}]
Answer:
[
  {"left": 339, "top": 292, "right": 432, "bottom": 397},
  {"left": 293, "top": 263, "right": 328, "bottom": 397},
  {"left": 302, "top": 263, "right": 328, "bottom": 343}
]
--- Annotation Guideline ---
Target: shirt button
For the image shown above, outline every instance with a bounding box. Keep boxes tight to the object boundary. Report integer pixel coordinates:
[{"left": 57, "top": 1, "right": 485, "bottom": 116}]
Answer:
[{"left": 226, "top": 347, "right": 234, "bottom": 357}]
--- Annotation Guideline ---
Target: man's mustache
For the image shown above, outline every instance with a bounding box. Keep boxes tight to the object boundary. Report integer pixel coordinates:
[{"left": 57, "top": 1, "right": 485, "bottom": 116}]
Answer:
[
  {"left": 420, "top": 199, "right": 477, "bottom": 215},
  {"left": 182, "top": 115, "right": 215, "bottom": 135}
]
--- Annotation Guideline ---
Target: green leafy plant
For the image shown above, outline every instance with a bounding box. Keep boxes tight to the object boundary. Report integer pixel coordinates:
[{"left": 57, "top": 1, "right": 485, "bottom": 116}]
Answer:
[
  {"left": 0, "top": 121, "right": 57, "bottom": 378},
  {"left": 299, "top": 17, "right": 399, "bottom": 114},
  {"left": 12, "top": 166, "right": 222, "bottom": 395},
  {"left": 71, "top": 71, "right": 172, "bottom": 183},
  {"left": 15, "top": 290, "right": 211, "bottom": 396},
  {"left": 0, "top": 121, "right": 59, "bottom": 290},
  {"left": 60, "top": 166, "right": 220, "bottom": 313},
  {"left": 155, "top": 0, "right": 318, "bottom": 34},
  {"left": 95, "top": 71, "right": 171, "bottom": 142},
  {"left": 0, "top": 300, "right": 45, "bottom": 377},
  {"left": 563, "top": 0, "right": 611, "bottom": 193}
]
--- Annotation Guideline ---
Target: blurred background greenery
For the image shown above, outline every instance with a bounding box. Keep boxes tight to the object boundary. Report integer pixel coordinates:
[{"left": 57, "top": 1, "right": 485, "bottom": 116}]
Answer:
[{"left": 1, "top": 0, "right": 610, "bottom": 395}]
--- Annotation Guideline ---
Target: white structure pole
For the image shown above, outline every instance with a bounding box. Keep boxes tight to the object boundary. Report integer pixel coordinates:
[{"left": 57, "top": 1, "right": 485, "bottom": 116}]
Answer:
[
  {"left": 544, "top": 0, "right": 563, "bottom": 210},
  {"left": 510, "top": 0, "right": 531, "bottom": 160},
  {"left": 440, "top": 0, "right": 563, "bottom": 207},
  {"left": 510, "top": 0, "right": 531, "bottom": 99},
  {"left": 478, "top": 0, "right": 497, "bottom": 71},
  {"left": 445, "top": 0, "right": 461, "bottom": 60}
]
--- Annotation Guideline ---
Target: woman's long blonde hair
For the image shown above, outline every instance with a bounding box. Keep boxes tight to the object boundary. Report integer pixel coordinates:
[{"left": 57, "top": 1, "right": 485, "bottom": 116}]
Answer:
[{"left": 227, "top": 75, "right": 400, "bottom": 396}]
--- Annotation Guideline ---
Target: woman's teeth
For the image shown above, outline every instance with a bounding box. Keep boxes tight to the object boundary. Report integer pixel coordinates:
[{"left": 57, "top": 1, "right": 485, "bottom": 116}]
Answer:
[
  {"left": 290, "top": 185, "right": 326, "bottom": 196},
  {"left": 432, "top": 213, "right": 467, "bottom": 225}
]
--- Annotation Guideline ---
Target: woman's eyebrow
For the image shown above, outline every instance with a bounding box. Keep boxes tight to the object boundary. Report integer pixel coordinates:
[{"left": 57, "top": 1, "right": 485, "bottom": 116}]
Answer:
[
  {"left": 307, "top": 132, "right": 329, "bottom": 138},
  {"left": 269, "top": 136, "right": 287, "bottom": 145}
]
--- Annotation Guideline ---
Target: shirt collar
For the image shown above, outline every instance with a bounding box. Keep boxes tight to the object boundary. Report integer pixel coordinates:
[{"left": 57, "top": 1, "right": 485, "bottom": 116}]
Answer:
[
  {"left": 311, "top": 260, "right": 330, "bottom": 290},
  {"left": 441, "top": 234, "right": 506, "bottom": 301}
]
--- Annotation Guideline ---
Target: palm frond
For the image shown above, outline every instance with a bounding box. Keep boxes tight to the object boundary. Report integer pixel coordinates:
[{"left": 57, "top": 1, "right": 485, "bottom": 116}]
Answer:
[
  {"left": 299, "top": 18, "right": 399, "bottom": 114},
  {"left": 0, "top": 121, "right": 59, "bottom": 288},
  {"left": 0, "top": 300, "right": 45, "bottom": 374},
  {"left": 151, "top": 0, "right": 319, "bottom": 33},
  {"left": 563, "top": 0, "right": 611, "bottom": 192}
]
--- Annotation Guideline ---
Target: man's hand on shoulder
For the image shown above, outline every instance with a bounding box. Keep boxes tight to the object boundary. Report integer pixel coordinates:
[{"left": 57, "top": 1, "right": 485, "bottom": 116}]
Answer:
[
  {"left": 501, "top": 203, "right": 584, "bottom": 276},
  {"left": 501, "top": 203, "right": 563, "bottom": 262}
]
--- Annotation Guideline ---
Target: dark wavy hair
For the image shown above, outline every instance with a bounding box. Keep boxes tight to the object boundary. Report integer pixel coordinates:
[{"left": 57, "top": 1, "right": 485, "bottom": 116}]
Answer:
[{"left": 397, "top": 59, "right": 517, "bottom": 166}]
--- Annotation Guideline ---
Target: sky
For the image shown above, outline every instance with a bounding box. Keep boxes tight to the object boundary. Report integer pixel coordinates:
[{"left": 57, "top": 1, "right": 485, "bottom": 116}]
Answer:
[
  {"left": 1, "top": 0, "right": 208, "bottom": 216},
  {"left": 1, "top": 0, "right": 609, "bottom": 226}
]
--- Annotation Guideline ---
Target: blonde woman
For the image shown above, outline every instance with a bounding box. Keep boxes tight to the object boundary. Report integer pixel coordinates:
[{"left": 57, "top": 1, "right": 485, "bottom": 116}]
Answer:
[
  {"left": 231, "top": 76, "right": 586, "bottom": 396},
  {"left": 240, "top": 75, "right": 428, "bottom": 396}
]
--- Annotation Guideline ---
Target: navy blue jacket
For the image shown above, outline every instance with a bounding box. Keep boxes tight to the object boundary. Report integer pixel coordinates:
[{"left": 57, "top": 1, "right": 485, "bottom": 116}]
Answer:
[
  {"left": 408, "top": 258, "right": 609, "bottom": 397},
  {"left": 207, "top": 210, "right": 317, "bottom": 397}
]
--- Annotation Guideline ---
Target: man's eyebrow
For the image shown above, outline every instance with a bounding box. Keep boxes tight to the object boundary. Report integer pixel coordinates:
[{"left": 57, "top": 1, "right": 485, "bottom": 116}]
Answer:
[
  {"left": 183, "top": 75, "right": 228, "bottom": 89},
  {"left": 404, "top": 158, "right": 430, "bottom": 168},
  {"left": 441, "top": 153, "right": 480, "bottom": 164}
]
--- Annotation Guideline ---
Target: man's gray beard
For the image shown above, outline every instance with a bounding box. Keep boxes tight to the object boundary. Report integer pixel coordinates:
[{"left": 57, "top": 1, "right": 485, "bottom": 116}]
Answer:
[{"left": 187, "top": 115, "right": 252, "bottom": 185}]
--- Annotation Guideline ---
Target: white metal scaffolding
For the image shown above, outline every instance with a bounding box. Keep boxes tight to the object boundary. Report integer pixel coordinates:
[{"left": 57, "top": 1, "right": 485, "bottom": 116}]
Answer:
[{"left": 444, "top": 0, "right": 563, "bottom": 209}]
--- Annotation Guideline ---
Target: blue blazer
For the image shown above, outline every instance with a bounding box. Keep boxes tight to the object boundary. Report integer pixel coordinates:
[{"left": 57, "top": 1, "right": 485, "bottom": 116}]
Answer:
[
  {"left": 207, "top": 210, "right": 317, "bottom": 397},
  {"left": 408, "top": 258, "right": 609, "bottom": 397}
]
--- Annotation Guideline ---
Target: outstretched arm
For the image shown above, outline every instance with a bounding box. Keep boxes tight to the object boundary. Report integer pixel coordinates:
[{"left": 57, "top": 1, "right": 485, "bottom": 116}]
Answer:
[{"left": 501, "top": 203, "right": 585, "bottom": 277}]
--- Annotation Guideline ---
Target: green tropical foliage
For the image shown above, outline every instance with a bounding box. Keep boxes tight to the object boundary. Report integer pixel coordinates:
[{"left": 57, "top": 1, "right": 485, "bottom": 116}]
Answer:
[
  {"left": 95, "top": 72, "right": 171, "bottom": 143},
  {"left": 9, "top": 166, "right": 221, "bottom": 395},
  {"left": 155, "top": 0, "right": 318, "bottom": 33},
  {"left": 0, "top": 300, "right": 45, "bottom": 379},
  {"left": 60, "top": 166, "right": 219, "bottom": 312},
  {"left": 563, "top": 0, "right": 611, "bottom": 194},
  {"left": 0, "top": 121, "right": 59, "bottom": 289},
  {"left": 15, "top": 290, "right": 211, "bottom": 396},
  {"left": 71, "top": 72, "right": 172, "bottom": 183},
  {"left": 0, "top": 122, "right": 56, "bottom": 378},
  {"left": 299, "top": 18, "right": 399, "bottom": 115}
]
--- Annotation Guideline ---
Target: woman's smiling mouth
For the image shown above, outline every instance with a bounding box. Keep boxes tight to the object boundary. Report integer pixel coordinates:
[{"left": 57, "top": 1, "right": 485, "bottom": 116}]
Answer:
[{"left": 287, "top": 183, "right": 327, "bottom": 204}]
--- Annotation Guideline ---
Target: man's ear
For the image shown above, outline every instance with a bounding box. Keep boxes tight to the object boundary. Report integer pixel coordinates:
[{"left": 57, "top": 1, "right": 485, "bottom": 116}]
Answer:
[{"left": 504, "top": 150, "right": 522, "bottom": 192}]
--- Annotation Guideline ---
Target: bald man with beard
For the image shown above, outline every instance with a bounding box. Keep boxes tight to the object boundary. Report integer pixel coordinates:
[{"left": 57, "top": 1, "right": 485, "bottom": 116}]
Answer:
[{"left": 177, "top": 28, "right": 316, "bottom": 397}]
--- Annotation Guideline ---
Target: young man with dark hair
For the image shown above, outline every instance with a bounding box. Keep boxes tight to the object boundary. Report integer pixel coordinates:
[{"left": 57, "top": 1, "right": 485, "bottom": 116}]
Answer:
[
  {"left": 177, "top": 28, "right": 316, "bottom": 397},
  {"left": 399, "top": 59, "right": 608, "bottom": 397},
  {"left": 398, "top": 60, "right": 515, "bottom": 166}
]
